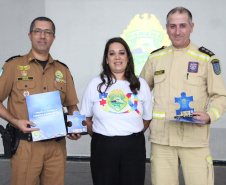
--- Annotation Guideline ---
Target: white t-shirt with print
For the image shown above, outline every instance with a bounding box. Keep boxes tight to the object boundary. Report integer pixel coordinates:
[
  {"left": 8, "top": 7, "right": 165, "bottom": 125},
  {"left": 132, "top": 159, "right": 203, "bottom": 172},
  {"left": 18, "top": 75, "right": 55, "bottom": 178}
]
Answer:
[{"left": 80, "top": 76, "right": 152, "bottom": 136}]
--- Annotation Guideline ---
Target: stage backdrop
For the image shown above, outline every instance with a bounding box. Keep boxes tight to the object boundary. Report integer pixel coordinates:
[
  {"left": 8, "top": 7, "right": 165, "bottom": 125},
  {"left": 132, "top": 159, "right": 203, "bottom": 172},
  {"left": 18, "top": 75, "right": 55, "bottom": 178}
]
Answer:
[{"left": 0, "top": 0, "right": 226, "bottom": 160}]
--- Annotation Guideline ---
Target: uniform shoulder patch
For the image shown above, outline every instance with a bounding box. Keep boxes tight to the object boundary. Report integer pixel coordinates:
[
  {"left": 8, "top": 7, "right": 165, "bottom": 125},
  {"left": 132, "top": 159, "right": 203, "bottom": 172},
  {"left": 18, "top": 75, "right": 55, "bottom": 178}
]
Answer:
[
  {"left": 5, "top": 55, "right": 21, "bottom": 62},
  {"left": 55, "top": 60, "right": 69, "bottom": 69},
  {"left": 198, "top": 47, "right": 215, "bottom": 57},
  {"left": 211, "top": 59, "right": 221, "bottom": 75},
  {"left": 151, "top": 46, "right": 165, "bottom": 54}
]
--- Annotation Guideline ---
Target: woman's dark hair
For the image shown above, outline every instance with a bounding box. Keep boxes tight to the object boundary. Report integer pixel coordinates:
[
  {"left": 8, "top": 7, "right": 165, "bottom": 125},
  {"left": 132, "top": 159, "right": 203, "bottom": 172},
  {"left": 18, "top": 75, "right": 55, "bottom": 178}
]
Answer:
[{"left": 97, "top": 37, "right": 140, "bottom": 94}]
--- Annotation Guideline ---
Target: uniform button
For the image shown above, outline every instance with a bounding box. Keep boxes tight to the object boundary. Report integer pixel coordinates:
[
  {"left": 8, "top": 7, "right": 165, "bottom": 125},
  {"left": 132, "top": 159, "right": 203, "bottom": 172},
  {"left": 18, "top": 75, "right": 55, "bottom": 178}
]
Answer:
[
  {"left": 25, "top": 85, "right": 27, "bottom": 87},
  {"left": 44, "top": 87, "right": 46, "bottom": 90}
]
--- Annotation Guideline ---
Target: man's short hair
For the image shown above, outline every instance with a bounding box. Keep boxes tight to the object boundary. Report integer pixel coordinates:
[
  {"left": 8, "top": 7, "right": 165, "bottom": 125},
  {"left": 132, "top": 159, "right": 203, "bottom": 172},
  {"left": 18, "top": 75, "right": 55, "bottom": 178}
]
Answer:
[
  {"left": 29, "top": 17, "right": 55, "bottom": 35},
  {"left": 166, "top": 7, "right": 193, "bottom": 25}
]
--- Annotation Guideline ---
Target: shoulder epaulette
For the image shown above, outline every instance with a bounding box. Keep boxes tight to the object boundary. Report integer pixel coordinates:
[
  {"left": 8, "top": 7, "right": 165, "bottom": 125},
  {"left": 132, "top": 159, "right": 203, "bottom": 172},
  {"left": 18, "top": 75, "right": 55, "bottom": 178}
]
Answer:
[
  {"left": 151, "top": 46, "right": 165, "bottom": 54},
  {"left": 5, "top": 55, "right": 21, "bottom": 62},
  {"left": 55, "top": 60, "right": 69, "bottom": 69},
  {"left": 198, "top": 46, "right": 215, "bottom": 57}
]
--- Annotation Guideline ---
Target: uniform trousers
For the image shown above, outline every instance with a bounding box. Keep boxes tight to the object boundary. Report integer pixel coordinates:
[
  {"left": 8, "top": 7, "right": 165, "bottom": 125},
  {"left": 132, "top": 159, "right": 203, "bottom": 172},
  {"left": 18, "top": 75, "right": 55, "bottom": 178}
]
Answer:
[
  {"left": 150, "top": 143, "right": 214, "bottom": 185},
  {"left": 10, "top": 138, "right": 66, "bottom": 185},
  {"left": 91, "top": 132, "right": 146, "bottom": 185}
]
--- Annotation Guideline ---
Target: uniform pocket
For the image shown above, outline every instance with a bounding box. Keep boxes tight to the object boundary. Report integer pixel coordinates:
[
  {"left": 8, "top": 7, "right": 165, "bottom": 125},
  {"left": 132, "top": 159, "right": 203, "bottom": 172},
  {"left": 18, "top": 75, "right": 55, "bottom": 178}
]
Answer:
[
  {"left": 154, "top": 74, "right": 167, "bottom": 98},
  {"left": 150, "top": 154, "right": 156, "bottom": 185},
  {"left": 154, "top": 73, "right": 166, "bottom": 84},
  {"left": 16, "top": 81, "right": 36, "bottom": 102},
  {"left": 184, "top": 74, "right": 205, "bottom": 86},
  {"left": 183, "top": 74, "right": 207, "bottom": 103},
  {"left": 206, "top": 156, "right": 214, "bottom": 185},
  {"left": 54, "top": 81, "right": 66, "bottom": 103}
]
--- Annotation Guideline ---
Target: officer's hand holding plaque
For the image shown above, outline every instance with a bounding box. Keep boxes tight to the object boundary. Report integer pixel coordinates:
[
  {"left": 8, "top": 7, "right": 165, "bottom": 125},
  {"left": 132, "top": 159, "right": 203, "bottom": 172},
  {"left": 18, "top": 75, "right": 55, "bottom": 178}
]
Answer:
[{"left": 66, "top": 111, "right": 88, "bottom": 135}]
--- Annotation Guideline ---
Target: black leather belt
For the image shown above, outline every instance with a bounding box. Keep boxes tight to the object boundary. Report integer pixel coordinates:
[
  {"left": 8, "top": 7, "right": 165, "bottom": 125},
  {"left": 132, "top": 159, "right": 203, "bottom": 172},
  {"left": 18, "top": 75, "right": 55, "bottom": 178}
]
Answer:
[{"left": 17, "top": 132, "right": 32, "bottom": 141}]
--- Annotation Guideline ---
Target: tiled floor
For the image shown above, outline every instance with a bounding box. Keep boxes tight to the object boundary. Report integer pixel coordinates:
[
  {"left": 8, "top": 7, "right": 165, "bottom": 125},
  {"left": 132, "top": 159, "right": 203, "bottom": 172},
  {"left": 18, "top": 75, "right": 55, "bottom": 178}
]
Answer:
[{"left": 0, "top": 159, "right": 226, "bottom": 185}]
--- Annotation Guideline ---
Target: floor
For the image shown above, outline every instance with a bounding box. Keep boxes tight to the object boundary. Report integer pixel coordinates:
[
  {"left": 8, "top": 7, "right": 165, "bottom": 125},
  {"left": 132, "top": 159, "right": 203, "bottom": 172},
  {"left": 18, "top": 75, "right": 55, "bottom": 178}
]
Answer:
[{"left": 0, "top": 159, "right": 226, "bottom": 185}]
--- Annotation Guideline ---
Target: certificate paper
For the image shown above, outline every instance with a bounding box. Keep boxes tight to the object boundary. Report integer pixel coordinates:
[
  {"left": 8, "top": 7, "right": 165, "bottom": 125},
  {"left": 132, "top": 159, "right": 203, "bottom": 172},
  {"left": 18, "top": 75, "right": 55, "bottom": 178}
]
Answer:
[{"left": 26, "top": 91, "right": 66, "bottom": 141}]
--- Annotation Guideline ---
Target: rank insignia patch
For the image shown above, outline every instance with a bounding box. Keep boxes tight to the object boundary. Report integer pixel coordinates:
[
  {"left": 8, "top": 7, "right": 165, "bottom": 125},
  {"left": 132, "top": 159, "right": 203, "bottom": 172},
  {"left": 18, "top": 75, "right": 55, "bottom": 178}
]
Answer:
[
  {"left": 211, "top": 59, "right": 221, "bottom": 75},
  {"left": 55, "top": 70, "right": 63, "bottom": 79},
  {"left": 188, "top": 62, "right": 199, "bottom": 73},
  {"left": 17, "top": 65, "right": 30, "bottom": 70},
  {"left": 0, "top": 68, "right": 3, "bottom": 77}
]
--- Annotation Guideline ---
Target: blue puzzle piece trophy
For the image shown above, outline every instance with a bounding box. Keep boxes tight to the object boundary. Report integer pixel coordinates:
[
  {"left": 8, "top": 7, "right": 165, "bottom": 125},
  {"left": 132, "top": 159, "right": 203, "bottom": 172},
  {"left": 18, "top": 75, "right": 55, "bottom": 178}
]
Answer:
[
  {"left": 175, "top": 92, "right": 194, "bottom": 116},
  {"left": 170, "top": 92, "right": 204, "bottom": 124},
  {"left": 67, "top": 111, "right": 87, "bottom": 134}
]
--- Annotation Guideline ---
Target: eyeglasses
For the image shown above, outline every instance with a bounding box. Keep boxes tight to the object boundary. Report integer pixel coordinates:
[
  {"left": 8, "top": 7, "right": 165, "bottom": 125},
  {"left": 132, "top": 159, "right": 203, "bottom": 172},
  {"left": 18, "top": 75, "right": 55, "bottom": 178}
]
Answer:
[{"left": 31, "top": 29, "right": 54, "bottom": 37}]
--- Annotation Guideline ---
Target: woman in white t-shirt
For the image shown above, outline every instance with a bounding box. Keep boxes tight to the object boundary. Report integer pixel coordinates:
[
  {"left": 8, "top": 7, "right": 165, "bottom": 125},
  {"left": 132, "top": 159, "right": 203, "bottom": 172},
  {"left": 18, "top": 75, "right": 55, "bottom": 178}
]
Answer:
[{"left": 80, "top": 37, "right": 152, "bottom": 185}]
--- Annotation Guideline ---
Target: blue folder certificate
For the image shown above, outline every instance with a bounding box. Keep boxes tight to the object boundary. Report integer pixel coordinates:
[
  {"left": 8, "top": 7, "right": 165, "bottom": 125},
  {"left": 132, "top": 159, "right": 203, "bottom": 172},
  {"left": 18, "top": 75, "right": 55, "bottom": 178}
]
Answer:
[{"left": 26, "top": 91, "right": 66, "bottom": 141}]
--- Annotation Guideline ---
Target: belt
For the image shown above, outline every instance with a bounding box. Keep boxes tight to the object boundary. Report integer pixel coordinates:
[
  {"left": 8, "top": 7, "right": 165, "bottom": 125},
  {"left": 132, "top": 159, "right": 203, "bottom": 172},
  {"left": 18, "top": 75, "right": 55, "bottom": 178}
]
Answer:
[
  {"left": 17, "top": 132, "right": 32, "bottom": 141},
  {"left": 18, "top": 131, "right": 64, "bottom": 142}
]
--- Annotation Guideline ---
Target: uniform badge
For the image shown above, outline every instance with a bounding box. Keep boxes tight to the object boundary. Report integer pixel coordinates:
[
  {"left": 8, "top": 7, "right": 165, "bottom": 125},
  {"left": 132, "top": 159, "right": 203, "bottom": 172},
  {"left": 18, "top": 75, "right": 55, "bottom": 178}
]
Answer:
[
  {"left": 188, "top": 62, "right": 199, "bottom": 73},
  {"left": 17, "top": 65, "right": 30, "bottom": 70},
  {"left": 0, "top": 68, "right": 3, "bottom": 77},
  {"left": 211, "top": 59, "right": 221, "bottom": 75},
  {"left": 23, "top": 91, "right": 29, "bottom": 97},
  {"left": 21, "top": 70, "right": 27, "bottom": 76},
  {"left": 55, "top": 78, "right": 66, "bottom": 84},
  {"left": 55, "top": 70, "right": 63, "bottom": 79}
]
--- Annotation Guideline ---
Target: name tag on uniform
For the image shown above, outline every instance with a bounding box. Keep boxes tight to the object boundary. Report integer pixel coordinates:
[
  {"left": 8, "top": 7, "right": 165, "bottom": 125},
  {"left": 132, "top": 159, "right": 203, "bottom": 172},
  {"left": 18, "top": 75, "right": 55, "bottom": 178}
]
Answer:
[
  {"left": 17, "top": 77, "right": 34, "bottom": 81},
  {"left": 154, "top": 70, "right": 165, "bottom": 75}
]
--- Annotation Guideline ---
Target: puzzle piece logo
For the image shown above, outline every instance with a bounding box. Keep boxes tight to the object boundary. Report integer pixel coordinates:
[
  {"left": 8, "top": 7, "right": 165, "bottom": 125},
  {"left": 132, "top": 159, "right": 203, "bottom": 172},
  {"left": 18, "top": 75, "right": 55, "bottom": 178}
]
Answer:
[
  {"left": 175, "top": 92, "right": 194, "bottom": 116},
  {"left": 67, "top": 111, "right": 87, "bottom": 134}
]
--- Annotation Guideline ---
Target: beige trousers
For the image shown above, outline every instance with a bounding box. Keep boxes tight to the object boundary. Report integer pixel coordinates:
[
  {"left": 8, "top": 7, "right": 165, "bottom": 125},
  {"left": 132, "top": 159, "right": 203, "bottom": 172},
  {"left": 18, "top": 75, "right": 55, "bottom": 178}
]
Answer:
[{"left": 150, "top": 143, "right": 214, "bottom": 185}]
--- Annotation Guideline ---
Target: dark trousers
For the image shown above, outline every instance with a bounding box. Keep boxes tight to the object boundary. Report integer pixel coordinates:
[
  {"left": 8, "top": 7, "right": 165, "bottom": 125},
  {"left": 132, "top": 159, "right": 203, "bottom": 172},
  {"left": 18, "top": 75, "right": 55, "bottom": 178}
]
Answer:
[{"left": 91, "top": 132, "right": 146, "bottom": 185}]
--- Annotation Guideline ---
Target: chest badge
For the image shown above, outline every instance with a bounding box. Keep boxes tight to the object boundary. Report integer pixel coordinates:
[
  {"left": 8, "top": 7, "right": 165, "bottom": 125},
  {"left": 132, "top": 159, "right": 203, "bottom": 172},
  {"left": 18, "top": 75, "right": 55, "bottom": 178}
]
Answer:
[
  {"left": 17, "top": 65, "right": 30, "bottom": 70},
  {"left": 55, "top": 70, "right": 63, "bottom": 79},
  {"left": 23, "top": 91, "right": 30, "bottom": 97},
  {"left": 21, "top": 70, "right": 27, "bottom": 76},
  {"left": 188, "top": 62, "right": 199, "bottom": 73}
]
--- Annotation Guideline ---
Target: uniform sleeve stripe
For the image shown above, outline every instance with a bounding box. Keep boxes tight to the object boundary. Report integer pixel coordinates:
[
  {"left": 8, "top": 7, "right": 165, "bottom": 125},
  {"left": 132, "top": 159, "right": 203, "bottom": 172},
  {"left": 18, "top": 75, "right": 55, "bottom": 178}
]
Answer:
[
  {"left": 153, "top": 111, "right": 165, "bottom": 119},
  {"left": 187, "top": 49, "right": 210, "bottom": 62},
  {"left": 209, "top": 107, "right": 220, "bottom": 120},
  {"left": 149, "top": 49, "right": 173, "bottom": 60}
]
